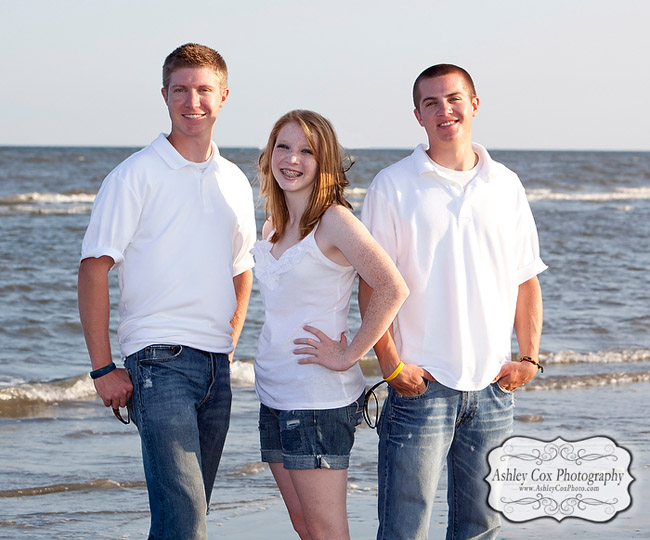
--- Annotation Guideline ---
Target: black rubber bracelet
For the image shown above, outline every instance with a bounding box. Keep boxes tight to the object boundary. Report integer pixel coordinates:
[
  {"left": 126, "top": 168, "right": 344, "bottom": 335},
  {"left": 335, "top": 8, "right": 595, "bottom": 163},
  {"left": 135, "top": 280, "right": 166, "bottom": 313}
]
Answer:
[{"left": 90, "top": 362, "right": 117, "bottom": 379}]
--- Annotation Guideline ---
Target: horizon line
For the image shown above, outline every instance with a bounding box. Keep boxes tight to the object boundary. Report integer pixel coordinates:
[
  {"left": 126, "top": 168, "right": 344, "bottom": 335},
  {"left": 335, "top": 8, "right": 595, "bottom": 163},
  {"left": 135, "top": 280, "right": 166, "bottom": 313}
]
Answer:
[{"left": 1, "top": 144, "right": 649, "bottom": 154}]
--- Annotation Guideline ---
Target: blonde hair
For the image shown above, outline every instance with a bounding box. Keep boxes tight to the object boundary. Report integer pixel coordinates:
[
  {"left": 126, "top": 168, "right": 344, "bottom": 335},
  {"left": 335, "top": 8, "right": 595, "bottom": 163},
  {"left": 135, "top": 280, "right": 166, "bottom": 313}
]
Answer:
[{"left": 258, "top": 110, "right": 352, "bottom": 243}]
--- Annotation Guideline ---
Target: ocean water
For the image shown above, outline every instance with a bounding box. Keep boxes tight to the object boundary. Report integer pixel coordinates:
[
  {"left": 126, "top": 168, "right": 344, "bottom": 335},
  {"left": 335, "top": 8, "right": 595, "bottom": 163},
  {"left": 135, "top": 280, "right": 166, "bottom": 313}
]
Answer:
[{"left": 1, "top": 145, "right": 649, "bottom": 539}]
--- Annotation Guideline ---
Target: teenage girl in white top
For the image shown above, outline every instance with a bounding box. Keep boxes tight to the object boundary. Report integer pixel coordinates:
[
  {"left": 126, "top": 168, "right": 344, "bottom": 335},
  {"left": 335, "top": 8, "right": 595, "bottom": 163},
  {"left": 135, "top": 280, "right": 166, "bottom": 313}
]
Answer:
[{"left": 253, "top": 110, "right": 408, "bottom": 540}]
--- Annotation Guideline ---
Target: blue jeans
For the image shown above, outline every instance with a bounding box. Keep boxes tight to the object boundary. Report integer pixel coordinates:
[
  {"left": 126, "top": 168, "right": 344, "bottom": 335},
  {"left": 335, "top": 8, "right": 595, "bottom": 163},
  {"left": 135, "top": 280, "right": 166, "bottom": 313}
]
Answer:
[
  {"left": 377, "top": 381, "right": 513, "bottom": 540},
  {"left": 125, "top": 345, "right": 231, "bottom": 540}
]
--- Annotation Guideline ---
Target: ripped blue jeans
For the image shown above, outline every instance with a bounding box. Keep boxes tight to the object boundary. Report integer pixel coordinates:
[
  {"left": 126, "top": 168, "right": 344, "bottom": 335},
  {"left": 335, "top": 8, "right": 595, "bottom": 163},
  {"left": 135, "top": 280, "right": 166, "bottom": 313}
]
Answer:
[
  {"left": 377, "top": 381, "right": 513, "bottom": 540},
  {"left": 125, "top": 345, "right": 231, "bottom": 540}
]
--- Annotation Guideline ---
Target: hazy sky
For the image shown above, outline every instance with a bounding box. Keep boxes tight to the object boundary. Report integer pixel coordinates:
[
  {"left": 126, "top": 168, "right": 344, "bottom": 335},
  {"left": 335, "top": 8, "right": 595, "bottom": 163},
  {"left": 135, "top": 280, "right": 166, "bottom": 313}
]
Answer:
[{"left": 2, "top": 0, "right": 648, "bottom": 150}]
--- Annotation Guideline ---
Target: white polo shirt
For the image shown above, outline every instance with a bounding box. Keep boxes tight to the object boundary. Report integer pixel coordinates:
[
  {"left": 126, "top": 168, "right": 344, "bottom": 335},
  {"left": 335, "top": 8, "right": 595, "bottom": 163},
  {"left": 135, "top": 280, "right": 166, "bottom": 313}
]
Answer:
[
  {"left": 81, "top": 134, "right": 256, "bottom": 357},
  {"left": 362, "top": 143, "right": 547, "bottom": 391}
]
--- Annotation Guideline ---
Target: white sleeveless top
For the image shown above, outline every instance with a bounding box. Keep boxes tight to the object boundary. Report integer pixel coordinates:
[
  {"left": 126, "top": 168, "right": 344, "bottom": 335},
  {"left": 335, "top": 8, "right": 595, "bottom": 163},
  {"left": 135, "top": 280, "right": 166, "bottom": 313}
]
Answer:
[{"left": 251, "top": 224, "right": 366, "bottom": 410}]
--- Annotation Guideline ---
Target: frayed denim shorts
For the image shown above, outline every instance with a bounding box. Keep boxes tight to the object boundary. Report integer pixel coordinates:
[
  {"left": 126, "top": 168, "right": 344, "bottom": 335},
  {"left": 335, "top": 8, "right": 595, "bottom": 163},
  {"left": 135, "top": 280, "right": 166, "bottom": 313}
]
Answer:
[{"left": 259, "top": 393, "right": 364, "bottom": 470}]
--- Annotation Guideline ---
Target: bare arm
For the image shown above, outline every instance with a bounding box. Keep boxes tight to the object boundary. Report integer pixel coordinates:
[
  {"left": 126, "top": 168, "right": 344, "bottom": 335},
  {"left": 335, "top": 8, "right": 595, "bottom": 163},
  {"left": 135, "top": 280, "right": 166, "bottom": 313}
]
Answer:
[
  {"left": 295, "top": 206, "right": 409, "bottom": 370},
  {"left": 493, "top": 276, "right": 543, "bottom": 390},
  {"left": 358, "top": 278, "right": 434, "bottom": 396},
  {"left": 229, "top": 269, "right": 253, "bottom": 361},
  {"left": 77, "top": 256, "right": 133, "bottom": 408}
]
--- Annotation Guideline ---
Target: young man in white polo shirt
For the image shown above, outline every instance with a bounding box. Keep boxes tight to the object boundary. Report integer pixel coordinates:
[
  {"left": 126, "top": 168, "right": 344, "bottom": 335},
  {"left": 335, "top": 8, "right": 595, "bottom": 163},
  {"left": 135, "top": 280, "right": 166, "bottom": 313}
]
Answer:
[
  {"left": 360, "top": 64, "right": 546, "bottom": 539},
  {"left": 78, "top": 43, "right": 256, "bottom": 540}
]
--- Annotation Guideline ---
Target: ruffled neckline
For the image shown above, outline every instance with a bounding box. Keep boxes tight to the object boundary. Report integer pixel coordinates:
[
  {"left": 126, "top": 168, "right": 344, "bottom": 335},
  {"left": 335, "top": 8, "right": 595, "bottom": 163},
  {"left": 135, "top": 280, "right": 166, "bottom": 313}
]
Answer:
[{"left": 251, "top": 228, "right": 317, "bottom": 291}]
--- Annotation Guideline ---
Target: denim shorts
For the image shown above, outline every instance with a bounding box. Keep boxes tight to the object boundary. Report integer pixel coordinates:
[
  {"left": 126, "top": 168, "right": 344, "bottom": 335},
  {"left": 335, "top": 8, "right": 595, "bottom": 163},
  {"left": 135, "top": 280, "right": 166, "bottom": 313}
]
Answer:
[{"left": 259, "top": 393, "right": 364, "bottom": 470}]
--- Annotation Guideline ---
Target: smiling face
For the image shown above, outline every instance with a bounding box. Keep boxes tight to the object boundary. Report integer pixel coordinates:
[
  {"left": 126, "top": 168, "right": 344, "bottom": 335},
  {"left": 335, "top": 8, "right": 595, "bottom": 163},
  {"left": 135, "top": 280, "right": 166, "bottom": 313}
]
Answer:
[
  {"left": 413, "top": 72, "right": 479, "bottom": 149},
  {"left": 271, "top": 122, "right": 319, "bottom": 199},
  {"left": 161, "top": 66, "right": 228, "bottom": 157}
]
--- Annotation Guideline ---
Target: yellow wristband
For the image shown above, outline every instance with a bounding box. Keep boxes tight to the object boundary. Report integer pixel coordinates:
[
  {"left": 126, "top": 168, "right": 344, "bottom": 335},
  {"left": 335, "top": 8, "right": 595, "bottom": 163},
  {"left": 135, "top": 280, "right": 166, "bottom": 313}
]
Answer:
[{"left": 384, "top": 361, "right": 405, "bottom": 382}]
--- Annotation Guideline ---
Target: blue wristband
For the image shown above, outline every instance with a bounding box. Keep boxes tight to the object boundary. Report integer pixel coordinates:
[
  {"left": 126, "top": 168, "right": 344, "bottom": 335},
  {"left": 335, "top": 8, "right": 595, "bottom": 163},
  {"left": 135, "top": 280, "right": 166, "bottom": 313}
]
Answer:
[{"left": 90, "top": 362, "right": 116, "bottom": 379}]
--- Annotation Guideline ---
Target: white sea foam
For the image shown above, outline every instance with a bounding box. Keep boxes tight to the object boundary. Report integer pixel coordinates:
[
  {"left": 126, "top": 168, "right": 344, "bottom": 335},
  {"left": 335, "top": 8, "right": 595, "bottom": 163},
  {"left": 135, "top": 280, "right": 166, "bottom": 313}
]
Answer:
[
  {"left": 3, "top": 186, "right": 649, "bottom": 213},
  {"left": 0, "top": 478, "right": 146, "bottom": 498},
  {"left": 0, "top": 360, "right": 253, "bottom": 413},
  {"left": 1, "top": 191, "right": 96, "bottom": 204},
  {"left": 231, "top": 359, "right": 256, "bottom": 387},
  {"left": 3, "top": 204, "right": 94, "bottom": 215},
  {"left": 540, "top": 349, "right": 650, "bottom": 364},
  {"left": 349, "top": 185, "right": 650, "bottom": 204},
  {"left": 0, "top": 350, "right": 647, "bottom": 416},
  {"left": 0, "top": 191, "right": 96, "bottom": 215},
  {"left": 225, "top": 462, "right": 268, "bottom": 477},
  {"left": 527, "top": 370, "right": 650, "bottom": 391},
  {"left": 527, "top": 186, "right": 650, "bottom": 203},
  {"left": 0, "top": 374, "right": 96, "bottom": 404},
  {"left": 345, "top": 186, "right": 367, "bottom": 198},
  {"left": 0, "top": 375, "right": 26, "bottom": 388}
]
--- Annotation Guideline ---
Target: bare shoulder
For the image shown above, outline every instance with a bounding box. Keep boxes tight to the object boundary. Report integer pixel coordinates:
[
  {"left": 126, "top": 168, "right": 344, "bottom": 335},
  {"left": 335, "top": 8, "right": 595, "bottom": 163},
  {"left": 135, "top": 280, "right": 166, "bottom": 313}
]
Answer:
[
  {"left": 318, "top": 204, "right": 371, "bottom": 248},
  {"left": 320, "top": 204, "right": 358, "bottom": 230},
  {"left": 261, "top": 218, "right": 274, "bottom": 239}
]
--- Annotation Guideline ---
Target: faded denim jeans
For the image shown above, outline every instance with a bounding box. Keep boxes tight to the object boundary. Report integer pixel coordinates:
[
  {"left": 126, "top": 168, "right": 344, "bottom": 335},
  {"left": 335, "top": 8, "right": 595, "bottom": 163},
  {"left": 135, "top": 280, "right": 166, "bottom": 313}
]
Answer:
[
  {"left": 125, "top": 345, "right": 231, "bottom": 540},
  {"left": 377, "top": 381, "right": 513, "bottom": 540}
]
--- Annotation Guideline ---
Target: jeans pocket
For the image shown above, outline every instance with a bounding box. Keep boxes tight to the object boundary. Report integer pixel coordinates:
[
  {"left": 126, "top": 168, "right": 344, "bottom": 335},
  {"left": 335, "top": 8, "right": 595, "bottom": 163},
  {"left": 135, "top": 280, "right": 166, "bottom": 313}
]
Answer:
[
  {"left": 347, "top": 393, "right": 364, "bottom": 427},
  {"left": 140, "top": 344, "right": 183, "bottom": 364},
  {"left": 123, "top": 367, "right": 133, "bottom": 424},
  {"left": 494, "top": 381, "right": 514, "bottom": 394}
]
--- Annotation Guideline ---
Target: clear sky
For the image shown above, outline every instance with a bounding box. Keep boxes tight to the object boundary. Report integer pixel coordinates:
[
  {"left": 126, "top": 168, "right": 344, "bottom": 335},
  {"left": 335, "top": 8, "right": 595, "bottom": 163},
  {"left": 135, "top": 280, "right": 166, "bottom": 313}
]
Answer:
[{"left": 2, "top": 0, "right": 648, "bottom": 150}]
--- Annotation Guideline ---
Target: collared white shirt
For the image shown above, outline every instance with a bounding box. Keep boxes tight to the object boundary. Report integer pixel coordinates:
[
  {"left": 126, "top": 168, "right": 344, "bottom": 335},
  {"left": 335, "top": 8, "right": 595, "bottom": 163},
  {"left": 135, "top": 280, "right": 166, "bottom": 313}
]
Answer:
[
  {"left": 82, "top": 134, "right": 256, "bottom": 357},
  {"left": 362, "top": 143, "right": 547, "bottom": 390}
]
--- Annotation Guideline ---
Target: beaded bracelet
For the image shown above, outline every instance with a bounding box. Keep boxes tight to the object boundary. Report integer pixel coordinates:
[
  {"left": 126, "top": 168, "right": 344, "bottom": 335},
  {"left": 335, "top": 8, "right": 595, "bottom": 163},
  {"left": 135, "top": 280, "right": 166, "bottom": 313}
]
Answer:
[
  {"left": 384, "top": 361, "right": 405, "bottom": 382},
  {"left": 519, "top": 356, "right": 544, "bottom": 373},
  {"left": 90, "top": 362, "right": 117, "bottom": 379}
]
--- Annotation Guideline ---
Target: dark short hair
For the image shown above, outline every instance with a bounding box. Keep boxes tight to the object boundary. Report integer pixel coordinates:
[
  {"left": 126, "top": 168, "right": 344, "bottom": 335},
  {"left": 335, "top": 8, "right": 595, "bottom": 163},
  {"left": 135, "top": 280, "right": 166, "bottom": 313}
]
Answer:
[
  {"left": 413, "top": 64, "right": 476, "bottom": 109},
  {"left": 162, "top": 43, "right": 227, "bottom": 90}
]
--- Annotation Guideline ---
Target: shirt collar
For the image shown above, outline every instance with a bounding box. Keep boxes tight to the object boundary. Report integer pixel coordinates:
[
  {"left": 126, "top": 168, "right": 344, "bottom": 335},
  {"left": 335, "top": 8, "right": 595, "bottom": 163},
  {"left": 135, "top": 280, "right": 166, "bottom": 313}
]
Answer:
[
  {"left": 413, "top": 142, "right": 496, "bottom": 182},
  {"left": 152, "top": 133, "right": 221, "bottom": 173}
]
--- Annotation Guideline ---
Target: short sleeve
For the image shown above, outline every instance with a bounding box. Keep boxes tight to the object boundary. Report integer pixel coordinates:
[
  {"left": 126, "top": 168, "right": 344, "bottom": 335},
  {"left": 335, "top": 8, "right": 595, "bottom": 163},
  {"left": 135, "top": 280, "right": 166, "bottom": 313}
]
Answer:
[
  {"left": 231, "top": 184, "right": 256, "bottom": 276},
  {"left": 81, "top": 170, "right": 142, "bottom": 266},
  {"left": 513, "top": 183, "right": 547, "bottom": 283},
  {"left": 361, "top": 180, "right": 398, "bottom": 264}
]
